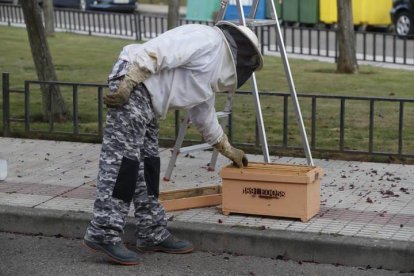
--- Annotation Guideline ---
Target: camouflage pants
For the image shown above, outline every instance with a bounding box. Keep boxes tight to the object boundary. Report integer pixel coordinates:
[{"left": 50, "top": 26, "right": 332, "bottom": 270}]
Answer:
[{"left": 85, "top": 78, "right": 170, "bottom": 246}]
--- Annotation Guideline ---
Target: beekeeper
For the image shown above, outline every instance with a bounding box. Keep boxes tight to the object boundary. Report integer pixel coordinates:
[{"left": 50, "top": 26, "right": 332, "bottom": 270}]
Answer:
[{"left": 84, "top": 21, "right": 263, "bottom": 265}]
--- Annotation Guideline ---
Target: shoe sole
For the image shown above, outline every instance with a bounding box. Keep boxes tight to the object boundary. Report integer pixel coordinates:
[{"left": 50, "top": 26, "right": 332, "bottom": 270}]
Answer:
[
  {"left": 83, "top": 240, "right": 141, "bottom": 266},
  {"left": 137, "top": 246, "right": 194, "bottom": 254}
]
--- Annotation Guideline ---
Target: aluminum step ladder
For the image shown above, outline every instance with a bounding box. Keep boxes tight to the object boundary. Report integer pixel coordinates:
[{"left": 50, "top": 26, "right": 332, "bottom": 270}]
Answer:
[
  {"left": 218, "top": 0, "right": 314, "bottom": 166},
  {"left": 163, "top": 0, "right": 313, "bottom": 181}
]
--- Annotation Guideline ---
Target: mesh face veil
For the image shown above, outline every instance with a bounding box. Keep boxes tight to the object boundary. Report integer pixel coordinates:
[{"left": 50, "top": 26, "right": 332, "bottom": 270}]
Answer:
[{"left": 216, "top": 21, "right": 263, "bottom": 88}]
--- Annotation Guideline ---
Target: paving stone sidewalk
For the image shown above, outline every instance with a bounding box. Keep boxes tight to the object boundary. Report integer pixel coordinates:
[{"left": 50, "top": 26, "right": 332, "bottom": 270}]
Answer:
[{"left": 0, "top": 137, "right": 413, "bottom": 243}]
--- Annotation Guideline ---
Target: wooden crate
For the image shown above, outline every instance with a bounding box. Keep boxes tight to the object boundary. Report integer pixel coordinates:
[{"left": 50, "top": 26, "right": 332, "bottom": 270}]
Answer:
[
  {"left": 160, "top": 185, "right": 222, "bottom": 212},
  {"left": 220, "top": 162, "right": 323, "bottom": 222}
]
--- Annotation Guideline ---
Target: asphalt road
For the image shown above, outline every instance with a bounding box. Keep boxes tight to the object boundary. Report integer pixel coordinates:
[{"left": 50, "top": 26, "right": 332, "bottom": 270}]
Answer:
[{"left": 0, "top": 232, "right": 407, "bottom": 276}]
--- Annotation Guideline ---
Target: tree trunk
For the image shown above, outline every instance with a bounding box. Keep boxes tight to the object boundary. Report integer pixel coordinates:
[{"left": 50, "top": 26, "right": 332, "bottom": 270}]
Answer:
[
  {"left": 336, "top": 0, "right": 358, "bottom": 74},
  {"left": 43, "top": 0, "right": 55, "bottom": 37},
  {"left": 167, "top": 0, "right": 180, "bottom": 30},
  {"left": 21, "top": 0, "right": 69, "bottom": 122}
]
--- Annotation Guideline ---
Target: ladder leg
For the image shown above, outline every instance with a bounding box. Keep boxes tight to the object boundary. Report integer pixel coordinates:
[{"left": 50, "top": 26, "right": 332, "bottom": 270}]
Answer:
[
  {"left": 208, "top": 149, "right": 220, "bottom": 171},
  {"left": 270, "top": 0, "right": 314, "bottom": 166},
  {"left": 208, "top": 91, "right": 235, "bottom": 171},
  {"left": 163, "top": 112, "right": 191, "bottom": 181},
  {"left": 251, "top": 73, "right": 270, "bottom": 162},
  {"left": 238, "top": 0, "right": 270, "bottom": 163},
  {"left": 215, "top": 0, "right": 228, "bottom": 23},
  {"left": 248, "top": 0, "right": 260, "bottom": 19}
]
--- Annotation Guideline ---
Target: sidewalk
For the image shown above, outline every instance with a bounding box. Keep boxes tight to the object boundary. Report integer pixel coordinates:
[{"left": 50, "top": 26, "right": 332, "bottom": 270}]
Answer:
[{"left": 0, "top": 137, "right": 413, "bottom": 271}]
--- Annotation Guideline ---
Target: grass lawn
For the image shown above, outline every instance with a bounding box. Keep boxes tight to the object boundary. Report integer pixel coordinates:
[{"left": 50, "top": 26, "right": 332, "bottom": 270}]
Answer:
[{"left": 1, "top": 25, "right": 413, "bottom": 159}]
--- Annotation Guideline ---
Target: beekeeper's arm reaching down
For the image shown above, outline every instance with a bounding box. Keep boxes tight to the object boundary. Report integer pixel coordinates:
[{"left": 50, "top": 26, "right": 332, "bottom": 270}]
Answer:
[{"left": 187, "top": 95, "right": 248, "bottom": 168}]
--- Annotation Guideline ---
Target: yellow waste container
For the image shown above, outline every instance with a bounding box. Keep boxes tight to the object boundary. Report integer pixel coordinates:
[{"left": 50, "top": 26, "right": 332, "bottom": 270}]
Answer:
[
  {"left": 359, "top": 0, "right": 392, "bottom": 26},
  {"left": 319, "top": 0, "right": 392, "bottom": 26},
  {"left": 319, "top": 0, "right": 337, "bottom": 24},
  {"left": 352, "top": 0, "right": 363, "bottom": 25}
]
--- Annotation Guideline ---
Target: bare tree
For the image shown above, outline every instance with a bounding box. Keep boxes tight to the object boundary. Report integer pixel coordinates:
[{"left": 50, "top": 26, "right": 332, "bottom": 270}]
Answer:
[
  {"left": 337, "top": 0, "right": 358, "bottom": 73},
  {"left": 21, "top": 0, "right": 69, "bottom": 121},
  {"left": 43, "top": 0, "right": 55, "bottom": 37},
  {"left": 167, "top": 0, "right": 180, "bottom": 30}
]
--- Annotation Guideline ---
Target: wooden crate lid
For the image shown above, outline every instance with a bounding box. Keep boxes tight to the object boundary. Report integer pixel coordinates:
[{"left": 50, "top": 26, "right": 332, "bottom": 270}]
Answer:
[{"left": 220, "top": 162, "right": 323, "bottom": 184}]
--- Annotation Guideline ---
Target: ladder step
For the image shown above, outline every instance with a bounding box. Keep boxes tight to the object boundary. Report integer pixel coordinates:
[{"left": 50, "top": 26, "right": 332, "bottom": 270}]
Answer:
[
  {"left": 179, "top": 143, "right": 212, "bottom": 154},
  {"left": 227, "top": 19, "right": 279, "bottom": 27},
  {"left": 216, "top": 111, "right": 230, "bottom": 118}
]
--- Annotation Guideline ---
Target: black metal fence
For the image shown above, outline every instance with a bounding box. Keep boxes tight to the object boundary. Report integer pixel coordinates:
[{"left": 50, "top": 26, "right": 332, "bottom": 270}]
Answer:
[
  {"left": 2, "top": 72, "right": 107, "bottom": 139},
  {"left": 0, "top": 3, "right": 413, "bottom": 67},
  {"left": 3, "top": 73, "right": 414, "bottom": 158}
]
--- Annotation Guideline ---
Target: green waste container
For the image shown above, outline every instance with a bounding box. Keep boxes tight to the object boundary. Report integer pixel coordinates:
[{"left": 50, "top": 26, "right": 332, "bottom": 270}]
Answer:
[
  {"left": 299, "top": 0, "right": 319, "bottom": 24},
  {"left": 282, "top": 0, "right": 299, "bottom": 22},
  {"left": 186, "top": 0, "right": 221, "bottom": 21},
  {"left": 266, "top": 0, "right": 283, "bottom": 20}
]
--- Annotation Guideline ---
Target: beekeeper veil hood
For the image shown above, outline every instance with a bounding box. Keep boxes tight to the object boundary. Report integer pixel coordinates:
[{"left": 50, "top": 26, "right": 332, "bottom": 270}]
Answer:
[{"left": 216, "top": 21, "right": 263, "bottom": 88}]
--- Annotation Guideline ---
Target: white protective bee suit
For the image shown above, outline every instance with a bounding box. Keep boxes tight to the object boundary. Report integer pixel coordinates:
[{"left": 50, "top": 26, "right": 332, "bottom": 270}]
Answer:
[
  {"left": 106, "top": 21, "right": 263, "bottom": 145},
  {"left": 85, "top": 21, "right": 263, "bottom": 248}
]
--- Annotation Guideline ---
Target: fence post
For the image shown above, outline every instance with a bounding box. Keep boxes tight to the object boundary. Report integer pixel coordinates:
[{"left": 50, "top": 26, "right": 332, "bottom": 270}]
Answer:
[
  {"left": 6, "top": 5, "right": 11, "bottom": 26},
  {"left": 174, "top": 110, "right": 179, "bottom": 138},
  {"left": 87, "top": 11, "right": 91, "bottom": 35},
  {"left": 134, "top": 12, "right": 141, "bottom": 41},
  {"left": 2, "top": 72, "right": 10, "bottom": 137}
]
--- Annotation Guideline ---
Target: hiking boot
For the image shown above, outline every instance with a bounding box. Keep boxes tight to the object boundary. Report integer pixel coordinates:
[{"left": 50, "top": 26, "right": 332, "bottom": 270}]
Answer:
[
  {"left": 83, "top": 238, "right": 141, "bottom": 265},
  {"left": 137, "top": 235, "right": 194, "bottom": 254}
]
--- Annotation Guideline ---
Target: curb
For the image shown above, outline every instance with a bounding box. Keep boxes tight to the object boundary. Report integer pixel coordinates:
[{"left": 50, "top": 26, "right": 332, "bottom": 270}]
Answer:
[{"left": 0, "top": 204, "right": 413, "bottom": 272}]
